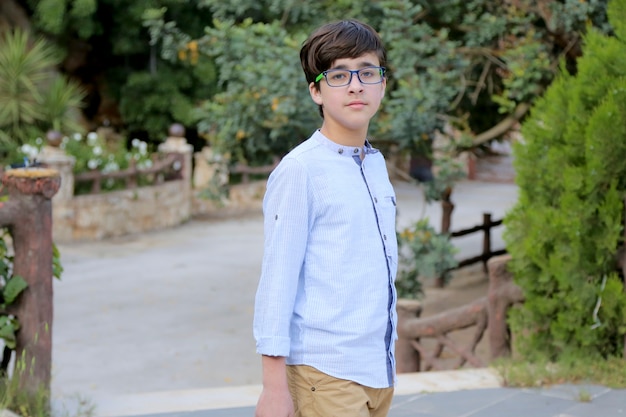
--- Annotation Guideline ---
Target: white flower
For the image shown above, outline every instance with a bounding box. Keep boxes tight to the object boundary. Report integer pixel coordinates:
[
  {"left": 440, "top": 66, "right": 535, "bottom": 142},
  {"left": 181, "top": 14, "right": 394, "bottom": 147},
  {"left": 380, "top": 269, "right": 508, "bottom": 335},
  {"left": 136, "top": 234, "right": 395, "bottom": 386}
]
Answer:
[
  {"left": 73, "top": 133, "right": 82, "bottom": 141},
  {"left": 87, "top": 159, "right": 99, "bottom": 170},
  {"left": 35, "top": 137, "right": 43, "bottom": 145},
  {"left": 87, "top": 132, "right": 98, "bottom": 145},
  {"left": 20, "top": 144, "right": 38, "bottom": 158},
  {"left": 92, "top": 146, "right": 103, "bottom": 156},
  {"left": 139, "top": 142, "right": 147, "bottom": 154},
  {"left": 103, "top": 161, "right": 120, "bottom": 173},
  {"left": 137, "top": 159, "right": 153, "bottom": 170},
  {"left": 131, "top": 138, "right": 140, "bottom": 147}
]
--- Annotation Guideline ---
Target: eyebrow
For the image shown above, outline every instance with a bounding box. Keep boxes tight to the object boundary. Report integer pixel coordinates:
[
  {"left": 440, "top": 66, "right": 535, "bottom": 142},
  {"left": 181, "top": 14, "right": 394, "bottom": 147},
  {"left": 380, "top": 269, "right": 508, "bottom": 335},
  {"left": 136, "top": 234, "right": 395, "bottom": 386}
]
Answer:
[{"left": 330, "top": 61, "right": 378, "bottom": 70}]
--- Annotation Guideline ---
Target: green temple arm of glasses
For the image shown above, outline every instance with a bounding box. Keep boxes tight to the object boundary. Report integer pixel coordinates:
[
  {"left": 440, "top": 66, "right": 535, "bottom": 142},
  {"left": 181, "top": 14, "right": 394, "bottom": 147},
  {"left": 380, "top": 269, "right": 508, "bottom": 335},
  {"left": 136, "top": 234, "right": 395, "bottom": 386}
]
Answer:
[{"left": 314, "top": 68, "right": 384, "bottom": 83}]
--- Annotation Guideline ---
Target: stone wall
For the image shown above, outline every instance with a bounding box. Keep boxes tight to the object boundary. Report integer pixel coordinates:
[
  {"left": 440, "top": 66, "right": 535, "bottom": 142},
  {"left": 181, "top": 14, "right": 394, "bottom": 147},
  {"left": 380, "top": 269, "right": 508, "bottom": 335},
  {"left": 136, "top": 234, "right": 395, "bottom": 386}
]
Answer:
[
  {"left": 38, "top": 127, "right": 266, "bottom": 243},
  {"left": 53, "top": 180, "right": 192, "bottom": 241}
]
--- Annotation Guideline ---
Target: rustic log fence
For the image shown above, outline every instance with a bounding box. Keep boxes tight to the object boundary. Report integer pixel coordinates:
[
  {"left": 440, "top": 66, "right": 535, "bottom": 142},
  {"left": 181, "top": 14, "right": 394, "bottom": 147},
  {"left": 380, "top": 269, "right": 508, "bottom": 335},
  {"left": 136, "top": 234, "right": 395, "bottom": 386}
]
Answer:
[
  {"left": 396, "top": 254, "right": 524, "bottom": 373},
  {"left": 397, "top": 210, "right": 516, "bottom": 372},
  {"left": 0, "top": 168, "right": 59, "bottom": 396},
  {"left": 449, "top": 212, "right": 507, "bottom": 272},
  {"left": 74, "top": 152, "right": 184, "bottom": 194},
  {"left": 230, "top": 157, "right": 280, "bottom": 184}
]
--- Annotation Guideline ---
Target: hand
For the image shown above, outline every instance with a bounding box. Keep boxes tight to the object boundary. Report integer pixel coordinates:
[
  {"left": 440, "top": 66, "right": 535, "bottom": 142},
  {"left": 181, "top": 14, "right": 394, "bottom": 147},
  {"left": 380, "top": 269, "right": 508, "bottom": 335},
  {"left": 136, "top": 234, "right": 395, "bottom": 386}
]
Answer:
[{"left": 255, "top": 385, "right": 294, "bottom": 417}]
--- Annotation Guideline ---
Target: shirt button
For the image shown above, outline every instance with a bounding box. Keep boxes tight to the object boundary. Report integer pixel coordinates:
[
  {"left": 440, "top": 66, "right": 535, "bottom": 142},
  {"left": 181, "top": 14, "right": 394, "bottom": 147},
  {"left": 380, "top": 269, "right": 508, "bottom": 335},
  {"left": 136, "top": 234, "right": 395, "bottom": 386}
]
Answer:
[
  {"left": 353, "top": 148, "right": 359, "bottom": 154},
  {"left": 338, "top": 149, "right": 344, "bottom": 154},
  {"left": 374, "top": 197, "right": 378, "bottom": 203},
  {"left": 383, "top": 235, "right": 387, "bottom": 240}
]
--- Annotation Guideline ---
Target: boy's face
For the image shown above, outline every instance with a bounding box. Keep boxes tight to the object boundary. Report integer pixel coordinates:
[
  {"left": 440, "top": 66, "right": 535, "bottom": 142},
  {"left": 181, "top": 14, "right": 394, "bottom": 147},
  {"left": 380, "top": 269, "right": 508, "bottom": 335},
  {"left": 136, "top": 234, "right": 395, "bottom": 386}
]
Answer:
[{"left": 309, "top": 52, "right": 386, "bottom": 138}]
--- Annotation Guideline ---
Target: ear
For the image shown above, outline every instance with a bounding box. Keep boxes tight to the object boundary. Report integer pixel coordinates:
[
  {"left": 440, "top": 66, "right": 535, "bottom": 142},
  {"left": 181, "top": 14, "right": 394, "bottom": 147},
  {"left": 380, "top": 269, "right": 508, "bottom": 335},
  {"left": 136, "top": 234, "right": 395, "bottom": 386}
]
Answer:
[
  {"left": 380, "top": 78, "right": 387, "bottom": 99},
  {"left": 309, "top": 82, "right": 323, "bottom": 106}
]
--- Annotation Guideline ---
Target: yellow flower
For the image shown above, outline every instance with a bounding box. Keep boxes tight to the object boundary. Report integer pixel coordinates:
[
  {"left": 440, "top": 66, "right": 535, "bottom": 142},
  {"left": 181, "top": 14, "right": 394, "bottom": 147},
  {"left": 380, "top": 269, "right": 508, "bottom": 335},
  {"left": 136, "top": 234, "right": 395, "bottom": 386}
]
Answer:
[
  {"left": 236, "top": 130, "right": 247, "bottom": 140},
  {"left": 271, "top": 97, "right": 280, "bottom": 111}
]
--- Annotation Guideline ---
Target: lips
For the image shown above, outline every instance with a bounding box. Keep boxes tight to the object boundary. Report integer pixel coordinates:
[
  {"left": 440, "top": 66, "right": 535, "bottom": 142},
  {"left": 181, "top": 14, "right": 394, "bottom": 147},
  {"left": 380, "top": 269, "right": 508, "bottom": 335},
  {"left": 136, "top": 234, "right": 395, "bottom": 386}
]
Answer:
[{"left": 347, "top": 101, "right": 366, "bottom": 108}]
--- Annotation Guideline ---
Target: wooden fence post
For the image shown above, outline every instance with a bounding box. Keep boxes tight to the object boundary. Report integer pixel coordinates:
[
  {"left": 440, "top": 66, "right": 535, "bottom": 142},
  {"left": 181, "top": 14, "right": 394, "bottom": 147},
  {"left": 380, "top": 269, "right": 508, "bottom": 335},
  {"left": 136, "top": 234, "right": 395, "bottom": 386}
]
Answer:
[
  {"left": 0, "top": 168, "right": 60, "bottom": 395},
  {"left": 487, "top": 254, "right": 524, "bottom": 359},
  {"left": 395, "top": 299, "right": 422, "bottom": 372},
  {"left": 482, "top": 213, "right": 492, "bottom": 272}
]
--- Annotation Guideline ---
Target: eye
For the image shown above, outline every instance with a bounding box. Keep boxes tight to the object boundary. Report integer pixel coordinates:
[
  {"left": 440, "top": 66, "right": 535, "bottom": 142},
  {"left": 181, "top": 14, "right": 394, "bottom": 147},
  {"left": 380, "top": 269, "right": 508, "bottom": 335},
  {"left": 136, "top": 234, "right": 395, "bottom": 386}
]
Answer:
[
  {"left": 329, "top": 71, "right": 347, "bottom": 81},
  {"left": 360, "top": 69, "right": 375, "bottom": 78}
]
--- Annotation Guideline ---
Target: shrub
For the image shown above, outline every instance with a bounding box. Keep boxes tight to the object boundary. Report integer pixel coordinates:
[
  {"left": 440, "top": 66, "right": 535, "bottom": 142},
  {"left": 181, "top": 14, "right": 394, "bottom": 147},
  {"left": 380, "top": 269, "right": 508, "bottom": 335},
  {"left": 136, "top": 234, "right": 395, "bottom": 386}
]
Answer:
[
  {"left": 504, "top": 0, "right": 626, "bottom": 360},
  {"left": 396, "top": 219, "right": 459, "bottom": 299}
]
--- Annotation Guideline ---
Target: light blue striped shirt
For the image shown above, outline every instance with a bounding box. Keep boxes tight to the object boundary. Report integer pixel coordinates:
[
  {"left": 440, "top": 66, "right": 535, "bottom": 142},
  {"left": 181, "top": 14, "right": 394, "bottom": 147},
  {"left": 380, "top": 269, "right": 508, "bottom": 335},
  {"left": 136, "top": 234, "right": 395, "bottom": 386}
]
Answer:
[{"left": 253, "top": 130, "right": 398, "bottom": 388}]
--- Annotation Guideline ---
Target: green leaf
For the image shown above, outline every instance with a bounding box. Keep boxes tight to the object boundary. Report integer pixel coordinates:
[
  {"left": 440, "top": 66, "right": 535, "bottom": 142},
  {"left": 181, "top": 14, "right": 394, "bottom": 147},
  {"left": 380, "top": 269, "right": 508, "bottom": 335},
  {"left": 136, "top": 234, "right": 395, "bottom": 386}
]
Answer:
[
  {"left": 3, "top": 275, "right": 28, "bottom": 305},
  {"left": 0, "top": 317, "right": 18, "bottom": 349}
]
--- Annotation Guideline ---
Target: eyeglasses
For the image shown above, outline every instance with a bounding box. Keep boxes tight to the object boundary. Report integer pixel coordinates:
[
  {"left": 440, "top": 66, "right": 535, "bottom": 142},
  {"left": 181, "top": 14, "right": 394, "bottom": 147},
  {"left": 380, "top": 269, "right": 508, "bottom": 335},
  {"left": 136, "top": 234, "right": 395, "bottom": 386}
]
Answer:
[{"left": 315, "top": 66, "right": 386, "bottom": 87}]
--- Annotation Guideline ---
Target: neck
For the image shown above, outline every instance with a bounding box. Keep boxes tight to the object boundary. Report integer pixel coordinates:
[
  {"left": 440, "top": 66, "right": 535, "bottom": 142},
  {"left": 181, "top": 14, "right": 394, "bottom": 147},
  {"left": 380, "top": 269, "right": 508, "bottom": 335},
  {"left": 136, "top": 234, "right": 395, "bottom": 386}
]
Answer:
[{"left": 319, "top": 124, "right": 368, "bottom": 147}]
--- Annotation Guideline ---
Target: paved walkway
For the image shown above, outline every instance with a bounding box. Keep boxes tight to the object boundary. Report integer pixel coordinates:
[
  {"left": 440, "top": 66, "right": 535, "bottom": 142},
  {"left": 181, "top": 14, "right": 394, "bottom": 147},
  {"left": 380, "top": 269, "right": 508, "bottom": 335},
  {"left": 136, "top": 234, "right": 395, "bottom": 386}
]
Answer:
[{"left": 49, "top": 179, "right": 626, "bottom": 417}]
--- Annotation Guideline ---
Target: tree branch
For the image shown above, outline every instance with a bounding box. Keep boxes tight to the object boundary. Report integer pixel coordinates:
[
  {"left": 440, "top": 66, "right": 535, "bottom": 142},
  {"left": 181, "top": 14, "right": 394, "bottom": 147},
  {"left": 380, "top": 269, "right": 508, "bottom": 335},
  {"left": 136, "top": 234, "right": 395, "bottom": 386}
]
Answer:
[{"left": 456, "top": 102, "right": 531, "bottom": 153}]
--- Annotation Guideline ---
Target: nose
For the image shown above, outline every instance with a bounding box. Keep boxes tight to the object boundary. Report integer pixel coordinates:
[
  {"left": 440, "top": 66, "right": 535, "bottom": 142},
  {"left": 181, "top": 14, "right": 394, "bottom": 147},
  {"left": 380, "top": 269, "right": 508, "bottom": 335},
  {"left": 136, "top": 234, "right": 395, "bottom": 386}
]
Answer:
[{"left": 348, "top": 72, "right": 364, "bottom": 92}]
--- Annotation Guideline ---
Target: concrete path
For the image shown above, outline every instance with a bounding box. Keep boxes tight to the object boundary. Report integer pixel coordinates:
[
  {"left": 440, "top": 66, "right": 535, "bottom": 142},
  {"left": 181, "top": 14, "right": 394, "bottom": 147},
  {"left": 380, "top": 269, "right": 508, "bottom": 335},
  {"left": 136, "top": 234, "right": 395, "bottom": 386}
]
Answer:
[{"left": 49, "top": 179, "right": 626, "bottom": 416}]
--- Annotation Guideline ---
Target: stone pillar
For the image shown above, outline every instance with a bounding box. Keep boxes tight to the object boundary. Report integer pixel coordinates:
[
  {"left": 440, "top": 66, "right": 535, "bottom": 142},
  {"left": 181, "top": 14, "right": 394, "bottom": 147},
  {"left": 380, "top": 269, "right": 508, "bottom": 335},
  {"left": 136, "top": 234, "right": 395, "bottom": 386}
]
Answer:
[
  {"left": 0, "top": 168, "right": 60, "bottom": 396},
  {"left": 158, "top": 124, "right": 193, "bottom": 216},
  {"left": 37, "top": 145, "right": 75, "bottom": 203},
  {"left": 36, "top": 131, "right": 76, "bottom": 242},
  {"left": 193, "top": 146, "right": 229, "bottom": 190}
]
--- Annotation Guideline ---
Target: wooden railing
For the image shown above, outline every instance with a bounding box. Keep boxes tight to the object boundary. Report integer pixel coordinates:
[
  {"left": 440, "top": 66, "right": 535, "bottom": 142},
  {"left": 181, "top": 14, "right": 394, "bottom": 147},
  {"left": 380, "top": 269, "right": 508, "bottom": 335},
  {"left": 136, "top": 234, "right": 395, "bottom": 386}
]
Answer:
[
  {"left": 230, "top": 157, "right": 280, "bottom": 184},
  {"left": 397, "top": 254, "right": 524, "bottom": 373},
  {"left": 74, "top": 153, "right": 185, "bottom": 194},
  {"left": 450, "top": 212, "right": 507, "bottom": 272},
  {"left": 397, "top": 213, "right": 514, "bottom": 373}
]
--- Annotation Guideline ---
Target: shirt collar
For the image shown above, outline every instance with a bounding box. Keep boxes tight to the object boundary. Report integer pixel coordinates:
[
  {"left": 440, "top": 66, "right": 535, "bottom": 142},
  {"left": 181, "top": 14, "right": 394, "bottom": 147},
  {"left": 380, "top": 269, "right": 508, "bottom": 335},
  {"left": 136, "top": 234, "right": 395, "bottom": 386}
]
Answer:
[{"left": 312, "top": 130, "right": 379, "bottom": 158}]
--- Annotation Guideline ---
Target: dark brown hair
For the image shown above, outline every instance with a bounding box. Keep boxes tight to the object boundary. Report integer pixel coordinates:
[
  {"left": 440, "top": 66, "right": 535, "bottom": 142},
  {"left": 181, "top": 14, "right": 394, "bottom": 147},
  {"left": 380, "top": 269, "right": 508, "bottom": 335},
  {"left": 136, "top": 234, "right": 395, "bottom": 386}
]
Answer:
[{"left": 300, "top": 20, "right": 387, "bottom": 88}]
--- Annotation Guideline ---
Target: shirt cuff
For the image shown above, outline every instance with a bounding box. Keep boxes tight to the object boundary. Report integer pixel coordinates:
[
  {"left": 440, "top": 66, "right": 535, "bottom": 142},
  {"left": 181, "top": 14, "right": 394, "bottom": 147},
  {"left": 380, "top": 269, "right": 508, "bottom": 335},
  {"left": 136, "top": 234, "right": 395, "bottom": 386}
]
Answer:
[{"left": 256, "top": 336, "right": 291, "bottom": 357}]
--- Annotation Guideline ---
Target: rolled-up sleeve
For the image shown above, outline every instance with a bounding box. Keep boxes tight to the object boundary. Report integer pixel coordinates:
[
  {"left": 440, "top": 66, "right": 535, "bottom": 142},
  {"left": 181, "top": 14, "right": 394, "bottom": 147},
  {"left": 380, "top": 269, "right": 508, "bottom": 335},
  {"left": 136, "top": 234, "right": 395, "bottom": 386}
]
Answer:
[{"left": 253, "top": 158, "right": 310, "bottom": 356}]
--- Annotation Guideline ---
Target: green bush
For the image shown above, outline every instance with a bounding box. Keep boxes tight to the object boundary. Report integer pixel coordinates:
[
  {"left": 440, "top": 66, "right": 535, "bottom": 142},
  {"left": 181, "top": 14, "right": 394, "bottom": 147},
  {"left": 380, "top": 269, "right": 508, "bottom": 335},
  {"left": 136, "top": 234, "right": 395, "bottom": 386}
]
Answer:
[
  {"left": 396, "top": 219, "right": 459, "bottom": 299},
  {"left": 504, "top": 0, "right": 626, "bottom": 360}
]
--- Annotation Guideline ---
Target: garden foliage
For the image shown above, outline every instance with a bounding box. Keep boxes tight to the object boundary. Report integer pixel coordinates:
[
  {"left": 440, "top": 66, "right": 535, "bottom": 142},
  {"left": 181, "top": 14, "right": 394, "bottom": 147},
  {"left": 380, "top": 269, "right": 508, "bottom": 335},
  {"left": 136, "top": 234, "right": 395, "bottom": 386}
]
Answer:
[
  {"left": 504, "top": 0, "right": 626, "bottom": 359},
  {"left": 0, "top": 28, "right": 85, "bottom": 159},
  {"left": 142, "top": 0, "right": 609, "bottom": 165},
  {"left": 396, "top": 219, "right": 458, "bottom": 299}
]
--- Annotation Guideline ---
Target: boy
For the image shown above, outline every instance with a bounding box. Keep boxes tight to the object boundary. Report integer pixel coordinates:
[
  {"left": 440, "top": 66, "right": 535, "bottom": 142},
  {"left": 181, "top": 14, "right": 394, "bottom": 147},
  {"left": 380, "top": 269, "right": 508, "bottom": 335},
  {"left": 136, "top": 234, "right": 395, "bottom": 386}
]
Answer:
[{"left": 253, "top": 19, "right": 398, "bottom": 417}]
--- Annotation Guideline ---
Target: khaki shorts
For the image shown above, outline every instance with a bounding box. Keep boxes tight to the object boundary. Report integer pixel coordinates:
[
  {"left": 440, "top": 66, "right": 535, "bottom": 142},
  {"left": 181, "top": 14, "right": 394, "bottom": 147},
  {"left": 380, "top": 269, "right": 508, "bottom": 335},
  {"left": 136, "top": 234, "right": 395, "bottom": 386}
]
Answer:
[{"left": 286, "top": 365, "right": 394, "bottom": 417}]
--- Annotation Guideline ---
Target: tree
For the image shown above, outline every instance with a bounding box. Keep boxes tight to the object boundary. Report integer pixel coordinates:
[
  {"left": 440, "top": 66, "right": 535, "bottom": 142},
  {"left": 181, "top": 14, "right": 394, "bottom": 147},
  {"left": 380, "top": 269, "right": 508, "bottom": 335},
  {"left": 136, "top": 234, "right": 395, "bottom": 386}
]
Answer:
[
  {"left": 14, "top": 0, "right": 217, "bottom": 143},
  {"left": 144, "top": 0, "right": 612, "bottom": 166},
  {"left": 2, "top": 1, "right": 614, "bottom": 163},
  {"left": 504, "top": 0, "right": 626, "bottom": 360}
]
